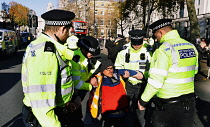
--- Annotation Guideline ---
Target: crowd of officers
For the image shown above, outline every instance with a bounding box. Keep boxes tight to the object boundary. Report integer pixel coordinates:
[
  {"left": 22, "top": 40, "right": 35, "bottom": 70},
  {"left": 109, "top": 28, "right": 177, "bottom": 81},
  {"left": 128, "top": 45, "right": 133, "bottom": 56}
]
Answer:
[{"left": 21, "top": 9, "right": 199, "bottom": 127}]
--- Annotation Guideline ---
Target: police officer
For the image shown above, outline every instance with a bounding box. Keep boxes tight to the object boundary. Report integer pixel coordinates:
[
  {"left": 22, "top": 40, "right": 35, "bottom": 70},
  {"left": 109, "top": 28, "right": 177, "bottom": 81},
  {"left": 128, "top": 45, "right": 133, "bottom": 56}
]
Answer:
[
  {"left": 70, "top": 36, "right": 101, "bottom": 126},
  {"left": 21, "top": 9, "right": 76, "bottom": 127},
  {"left": 138, "top": 19, "right": 199, "bottom": 127},
  {"left": 65, "top": 35, "right": 79, "bottom": 50},
  {"left": 115, "top": 30, "right": 151, "bottom": 127}
]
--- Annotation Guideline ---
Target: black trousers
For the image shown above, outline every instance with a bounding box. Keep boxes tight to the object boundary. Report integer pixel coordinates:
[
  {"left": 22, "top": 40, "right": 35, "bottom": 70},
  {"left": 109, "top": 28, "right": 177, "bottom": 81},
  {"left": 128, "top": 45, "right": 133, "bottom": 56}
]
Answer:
[
  {"left": 152, "top": 97, "right": 195, "bottom": 127},
  {"left": 124, "top": 81, "right": 146, "bottom": 127}
]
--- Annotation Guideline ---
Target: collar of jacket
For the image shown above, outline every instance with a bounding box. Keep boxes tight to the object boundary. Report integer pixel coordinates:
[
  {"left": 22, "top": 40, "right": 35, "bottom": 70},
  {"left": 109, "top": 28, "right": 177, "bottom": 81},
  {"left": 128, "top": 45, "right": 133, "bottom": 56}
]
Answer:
[
  {"left": 160, "top": 30, "right": 180, "bottom": 44},
  {"left": 40, "top": 33, "right": 74, "bottom": 60},
  {"left": 129, "top": 44, "right": 144, "bottom": 53}
]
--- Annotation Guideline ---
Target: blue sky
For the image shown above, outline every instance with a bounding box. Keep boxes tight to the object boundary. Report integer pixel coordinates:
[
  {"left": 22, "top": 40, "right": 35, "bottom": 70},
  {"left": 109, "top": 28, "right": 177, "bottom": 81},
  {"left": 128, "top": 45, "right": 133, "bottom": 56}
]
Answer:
[{"left": 1, "top": 0, "right": 58, "bottom": 16}]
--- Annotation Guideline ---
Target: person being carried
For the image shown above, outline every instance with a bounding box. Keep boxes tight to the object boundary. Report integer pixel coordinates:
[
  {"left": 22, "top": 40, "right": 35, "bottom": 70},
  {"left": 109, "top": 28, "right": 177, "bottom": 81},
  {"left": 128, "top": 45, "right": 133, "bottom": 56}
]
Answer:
[{"left": 84, "top": 59, "right": 143, "bottom": 127}]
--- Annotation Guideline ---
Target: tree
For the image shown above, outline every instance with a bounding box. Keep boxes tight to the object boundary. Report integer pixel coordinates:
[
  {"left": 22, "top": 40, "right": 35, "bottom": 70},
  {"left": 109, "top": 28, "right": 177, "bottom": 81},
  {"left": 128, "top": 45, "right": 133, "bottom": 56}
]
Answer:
[
  {"left": 119, "top": 0, "right": 199, "bottom": 43},
  {"left": 1, "top": 2, "right": 10, "bottom": 21},
  {"left": 9, "top": 1, "right": 29, "bottom": 26},
  {"left": 186, "top": 0, "right": 200, "bottom": 44}
]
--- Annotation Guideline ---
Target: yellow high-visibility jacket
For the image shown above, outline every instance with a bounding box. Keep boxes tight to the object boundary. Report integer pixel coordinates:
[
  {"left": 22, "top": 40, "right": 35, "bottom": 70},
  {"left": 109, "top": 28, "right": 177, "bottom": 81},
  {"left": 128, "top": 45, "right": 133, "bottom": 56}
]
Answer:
[
  {"left": 140, "top": 30, "right": 199, "bottom": 105},
  {"left": 22, "top": 33, "right": 74, "bottom": 127},
  {"left": 115, "top": 43, "right": 151, "bottom": 84},
  {"left": 71, "top": 49, "right": 101, "bottom": 91}
]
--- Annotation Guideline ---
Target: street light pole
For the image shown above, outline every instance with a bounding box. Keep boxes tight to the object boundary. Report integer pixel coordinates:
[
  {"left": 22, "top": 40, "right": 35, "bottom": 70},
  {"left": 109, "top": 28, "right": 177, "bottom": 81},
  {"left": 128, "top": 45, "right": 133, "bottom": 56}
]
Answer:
[{"left": 94, "top": 0, "right": 96, "bottom": 37}]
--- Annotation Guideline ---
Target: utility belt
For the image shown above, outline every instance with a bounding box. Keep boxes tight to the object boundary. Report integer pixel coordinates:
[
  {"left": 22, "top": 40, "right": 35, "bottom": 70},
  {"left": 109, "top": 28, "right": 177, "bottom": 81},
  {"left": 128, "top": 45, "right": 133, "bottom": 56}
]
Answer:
[
  {"left": 23, "top": 104, "right": 73, "bottom": 127},
  {"left": 152, "top": 93, "right": 195, "bottom": 110},
  {"left": 23, "top": 105, "right": 38, "bottom": 127}
]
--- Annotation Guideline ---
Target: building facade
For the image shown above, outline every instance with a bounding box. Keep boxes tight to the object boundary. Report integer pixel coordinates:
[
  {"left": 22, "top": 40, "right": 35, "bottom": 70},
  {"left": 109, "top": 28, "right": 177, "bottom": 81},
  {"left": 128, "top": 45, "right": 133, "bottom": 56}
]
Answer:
[{"left": 173, "top": 0, "right": 210, "bottom": 40}]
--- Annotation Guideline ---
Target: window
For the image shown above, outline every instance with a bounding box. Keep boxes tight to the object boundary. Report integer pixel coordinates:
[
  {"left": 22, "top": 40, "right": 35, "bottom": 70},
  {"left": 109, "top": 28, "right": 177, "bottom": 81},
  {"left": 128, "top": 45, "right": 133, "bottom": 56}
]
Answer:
[
  {"left": 101, "top": 29, "right": 104, "bottom": 36},
  {"left": 100, "top": 19, "right": 104, "bottom": 25},
  {"left": 101, "top": 3, "right": 104, "bottom": 6},
  {"left": 197, "top": 8, "right": 199, "bottom": 15},
  {"left": 198, "top": 0, "right": 200, "bottom": 5},
  {"left": 108, "top": 20, "right": 111, "bottom": 25},
  {"left": 95, "top": 10, "right": 98, "bottom": 15},
  {"left": 101, "top": 11, "right": 104, "bottom": 15},
  {"left": 108, "top": 29, "right": 111, "bottom": 36}
]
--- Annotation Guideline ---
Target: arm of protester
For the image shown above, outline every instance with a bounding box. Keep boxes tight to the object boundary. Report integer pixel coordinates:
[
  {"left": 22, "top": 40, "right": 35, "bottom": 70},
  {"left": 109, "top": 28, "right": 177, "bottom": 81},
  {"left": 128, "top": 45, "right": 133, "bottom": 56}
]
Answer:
[{"left": 117, "top": 69, "right": 143, "bottom": 80}]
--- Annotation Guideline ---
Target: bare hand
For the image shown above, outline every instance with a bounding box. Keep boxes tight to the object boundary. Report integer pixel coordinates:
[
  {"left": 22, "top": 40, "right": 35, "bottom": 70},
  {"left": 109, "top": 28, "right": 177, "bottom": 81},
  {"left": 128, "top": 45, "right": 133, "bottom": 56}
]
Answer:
[
  {"left": 138, "top": 101, "right": 146, "bottom": 110},
  {"left": 123, "top": 70, "right": 130, "bottom": 78},
  {"left": 133, "top": 71, "right": 143, "bottom": 80},
  {"left": 90, "top": 76, "right": 98, "bottom": 88}
]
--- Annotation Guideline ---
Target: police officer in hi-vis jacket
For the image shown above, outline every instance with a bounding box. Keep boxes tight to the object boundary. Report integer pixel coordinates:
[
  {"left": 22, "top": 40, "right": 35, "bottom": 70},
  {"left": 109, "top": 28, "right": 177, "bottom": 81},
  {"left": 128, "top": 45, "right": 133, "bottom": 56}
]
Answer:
[
  {"left": 138, "top": 19, "right": 199, "bottom": 127},
  {"left": 115, "top": 30, "right": 151, "bottom": 127},
  {"left": 21, "top": 9, "right": 76, "bottom": 127}
]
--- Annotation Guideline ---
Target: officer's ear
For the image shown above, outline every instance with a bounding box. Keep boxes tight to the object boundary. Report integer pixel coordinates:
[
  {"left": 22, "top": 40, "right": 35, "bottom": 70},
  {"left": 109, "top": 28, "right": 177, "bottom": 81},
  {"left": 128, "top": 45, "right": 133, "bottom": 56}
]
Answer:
[{"left": 59, "top": 26, "right": 69, "bottom": 34}]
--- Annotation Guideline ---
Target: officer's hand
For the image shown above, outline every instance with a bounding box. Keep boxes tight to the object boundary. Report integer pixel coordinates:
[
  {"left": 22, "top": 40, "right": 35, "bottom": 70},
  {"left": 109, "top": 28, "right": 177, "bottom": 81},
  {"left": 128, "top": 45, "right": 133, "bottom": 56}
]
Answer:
[
  {"left": 133, "top": 71, "right": 143, "bottom": 80},
  {"left": 123, "top": 70, "right": 130, "bottom": 78},
  {"left": 66, "top": 102, "right": 76, "bottom": 112},
  {"left": 74, "top": 96, "right": 82, "bottom": 109},
  {"left": 90, "top": 76, "right": 98, "bottom": 88},
  {"left": 138, "top": 101, "right": 146, "bottom": 110}
]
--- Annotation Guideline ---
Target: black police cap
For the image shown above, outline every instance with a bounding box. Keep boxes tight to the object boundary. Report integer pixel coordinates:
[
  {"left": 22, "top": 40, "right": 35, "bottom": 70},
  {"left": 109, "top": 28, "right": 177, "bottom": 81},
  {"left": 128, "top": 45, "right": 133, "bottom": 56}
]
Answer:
[
  {"left": 128, "top": 29, "right": 146, "bottom": 45},
  {"left": 77, "top": 36, "right": 100, "bottom": 56},
  {"left": 41, "top": 9, "right": 75, "bottom": 26},
  {"left": 149, "top": 19, "right": 172, "bottom": 33}
]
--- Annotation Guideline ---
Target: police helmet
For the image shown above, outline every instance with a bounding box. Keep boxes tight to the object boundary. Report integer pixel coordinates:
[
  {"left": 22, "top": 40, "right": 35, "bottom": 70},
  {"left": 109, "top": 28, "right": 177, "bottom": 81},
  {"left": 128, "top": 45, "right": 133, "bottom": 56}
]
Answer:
[
  {"left": 129, "top": 30, "right": 146, "bottom": 45},
  {"left": 77, "top": 36, "right": 100, "bottom": 56}
]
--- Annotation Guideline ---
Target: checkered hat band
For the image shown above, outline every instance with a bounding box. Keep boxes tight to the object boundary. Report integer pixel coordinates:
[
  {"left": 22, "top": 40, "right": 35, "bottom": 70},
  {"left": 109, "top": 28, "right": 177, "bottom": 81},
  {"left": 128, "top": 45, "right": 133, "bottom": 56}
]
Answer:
[
  {"left": 153, "top": 22, "right": 172, "bottom": 31},
  {"left": 45, "top": 20, "right": 71, "bottom": 26}
]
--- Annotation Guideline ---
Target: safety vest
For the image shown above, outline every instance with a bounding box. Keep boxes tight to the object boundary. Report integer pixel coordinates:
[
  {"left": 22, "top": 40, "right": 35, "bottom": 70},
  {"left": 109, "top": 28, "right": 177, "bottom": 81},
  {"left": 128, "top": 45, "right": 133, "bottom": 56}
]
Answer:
[
  {"left": 141, "top": 30, "right": 199, "bottom": 102},
  {"left": 71, "top": 49, "right": 101, "bottom": 91},
  {"left": 89, "top": 73, "right": 127, "bottom": 118},
  {"left": 115, "top": 44, "right": 151, "bottom": 84},
  {"left": 22, "top": 33, "right": 74, "bottom": 127}
]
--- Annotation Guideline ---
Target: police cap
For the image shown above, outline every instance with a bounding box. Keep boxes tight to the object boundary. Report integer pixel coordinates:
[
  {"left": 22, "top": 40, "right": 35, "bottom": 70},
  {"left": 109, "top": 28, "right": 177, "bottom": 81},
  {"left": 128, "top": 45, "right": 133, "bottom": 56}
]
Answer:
[
  {"left": 129, "top": 30, "right": 146, "bottom": 45},
  {"left": 77, "top": 36, "right": 100, "bottom": 56},
  {"left": 41, "top": 9, "right": 75, "bottom": 26},
  {"left": 149, "top": 19, "right": 172, "bottom": 33}
]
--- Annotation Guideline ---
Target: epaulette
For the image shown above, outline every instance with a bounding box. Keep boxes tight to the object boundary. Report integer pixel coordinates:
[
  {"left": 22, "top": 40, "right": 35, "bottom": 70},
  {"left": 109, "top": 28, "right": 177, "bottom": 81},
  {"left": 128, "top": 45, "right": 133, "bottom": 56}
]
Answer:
[{"left": 44, "top": 41, "right": 55, "bottom": 53}]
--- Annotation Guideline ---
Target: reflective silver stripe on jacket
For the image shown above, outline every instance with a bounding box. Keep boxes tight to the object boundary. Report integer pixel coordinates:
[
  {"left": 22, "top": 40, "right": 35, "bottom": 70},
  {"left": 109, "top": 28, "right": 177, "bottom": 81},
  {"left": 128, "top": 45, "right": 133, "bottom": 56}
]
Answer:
[
  {"left": 23, "top": 84, "right": 55, "bottom": 93},
  {"left": 165, "top": 77, "right": 194, "bottom": 84},
  {"left": 75, "top": 80, "right": 85, "bottom": 89},
  {"left": 169, "top": 65, "right": 196, "bottom": 72},
  {"left": 148, "top": 78, "right": 163, "bottom": 88},
  {"left": 56, "top": 50, "right": 73, "bottom": 85},
  {"left": 30, "top": 99, "right": 56, "bottom": 108},
  {"left": 150, "top": 68, "right": 168, "bottom": 76},
  {"left": 129, "top": 60, "right": 147, "bottom": 63}
]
